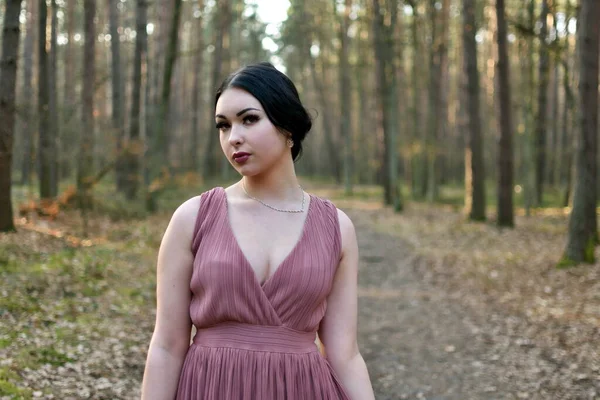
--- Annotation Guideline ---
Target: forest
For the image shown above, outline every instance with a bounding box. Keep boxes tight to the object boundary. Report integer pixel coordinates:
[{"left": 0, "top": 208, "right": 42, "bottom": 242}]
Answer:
[{"left": 0, "top": 0, "right": 599, "bottom": 398}]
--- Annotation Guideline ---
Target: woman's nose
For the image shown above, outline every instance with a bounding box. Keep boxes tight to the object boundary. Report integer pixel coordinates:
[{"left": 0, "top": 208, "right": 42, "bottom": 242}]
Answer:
[{"left": 228, "top": 124, "right": 244, "bottom": 145}]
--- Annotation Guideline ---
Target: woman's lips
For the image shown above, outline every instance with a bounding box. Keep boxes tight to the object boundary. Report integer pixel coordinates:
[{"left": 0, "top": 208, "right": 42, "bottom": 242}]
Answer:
[{"left": 233, "top": 152, "right": 250, "bottom": 164}]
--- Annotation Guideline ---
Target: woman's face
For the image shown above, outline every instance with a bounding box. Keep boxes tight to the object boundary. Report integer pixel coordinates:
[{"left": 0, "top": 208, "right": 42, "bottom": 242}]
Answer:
[{"left": 215, "top": 88, "right": 289, "bottom": 176}]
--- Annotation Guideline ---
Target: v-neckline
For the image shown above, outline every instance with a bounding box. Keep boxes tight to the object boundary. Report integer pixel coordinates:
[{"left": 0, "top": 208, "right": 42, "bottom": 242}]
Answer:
[{"left": 220, "top": 187, "right": 314, "bottom": 289}]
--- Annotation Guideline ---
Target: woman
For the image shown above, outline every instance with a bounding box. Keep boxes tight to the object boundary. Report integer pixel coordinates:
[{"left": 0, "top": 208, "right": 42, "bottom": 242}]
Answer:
[{"left": 141, "top": 62, "right": 374, "bottom": 399}]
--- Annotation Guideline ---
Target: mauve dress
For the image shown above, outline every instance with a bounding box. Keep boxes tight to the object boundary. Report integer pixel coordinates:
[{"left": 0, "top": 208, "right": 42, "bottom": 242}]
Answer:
[{"left": 175, "top": 187, "right": 351, "bottom": 399}]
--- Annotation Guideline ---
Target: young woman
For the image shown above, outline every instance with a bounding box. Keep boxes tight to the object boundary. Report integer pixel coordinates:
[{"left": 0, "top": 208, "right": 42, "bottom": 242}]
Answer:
[{"left": 141, "top": 62, "right": 374, "bottom": 399}]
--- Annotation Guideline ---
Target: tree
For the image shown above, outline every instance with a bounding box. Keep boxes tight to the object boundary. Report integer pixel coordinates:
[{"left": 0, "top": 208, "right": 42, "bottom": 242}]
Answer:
[
  {"left": 48, "top": 0, "right": 59, "bottom": 197},
  {"left": 190, "top": 0, "right": 205, "bottom": 172},
  {"left": 559, "top": 0, "right": 575, "bottom": 207},
  {"left": 495, "top": 0, "right": 514, "bottom": 227},
  {"left": 78, "top": 0, "right": 96, "bottom": 235},
  {"left": 156, "top": 0, "right": 183, "bottom": 164},
  {"left": 336, "top": 0, "right": 353, "bottom": 196},
  {"left": 462, "top": 0, "right": 486, "bottom": 221},
  {"left": 372, "top": 0, "right": 402, "bottom": 211},
  {"left": 109, "top": 0, "right": 126, "bottom": 193},
  {"left": 0, "top": 0, "right": 23, "bottom": 232},
  {"left": 19, "top": 0, "right": 36, "bottom": 186},
  {"left": 562, "top": 0, "right": 600, "bottom": 265},
  {"left": 406, "top": 0, "right": 427, "bottom": 199},
  {"left": 38, "top": 0, "right": 53, "bottom": 199},
  {"left": 124, "top": 0, "right": 148, "bottom": 200},
  {"left": 426, "top": 0, "right": 450, "bottom": 203},
  {"left": 203, "top": 1, "right": 229, "bottom": 180},
  {"left": 534, "top": 0, "right": 550, "bottom": 206}
]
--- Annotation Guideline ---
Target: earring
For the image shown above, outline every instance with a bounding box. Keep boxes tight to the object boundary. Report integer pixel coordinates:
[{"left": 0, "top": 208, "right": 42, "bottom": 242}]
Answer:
[{"left": 287, "top": 138, "right": 294, "bottom": 148}]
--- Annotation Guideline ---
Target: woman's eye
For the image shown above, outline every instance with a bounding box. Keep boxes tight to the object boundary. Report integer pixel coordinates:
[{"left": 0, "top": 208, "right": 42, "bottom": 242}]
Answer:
[
  {"left": 243, "top": 115, "right": 259, "bottom": 124},
  {"left": 215, "top": 122, "right": 229, "bottom": 131}
]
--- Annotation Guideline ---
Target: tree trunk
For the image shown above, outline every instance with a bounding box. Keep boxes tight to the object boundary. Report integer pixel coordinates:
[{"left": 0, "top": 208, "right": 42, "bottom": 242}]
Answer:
[
  {"left": 220, "top": 1, "right": 233, "bottom": 181},
  {"left": 63, "top": 0, "right": 75, "bottom": 111},
  {"left": 495, "top": 0, "right": 514, "bottom": 227},
  {"left": 522, "top": 0, "right": 536, "bottom": 216},
  {"left": 308, "top": 50, "right": 341, "bottom": 183},
  {"left": 0, "top": 0, "right": 22, "bottom": 232},
  {"left": 356, "top": 51, "right": 370, "bottom": 184},
  {"left": 534, "top": 0, "right": 550, "bottom": 206},
  {"left": 426, "top": 0, "right": 450, "bottom": 203},
  {"left": 60, "top": 0, "right": 75, "bottom": 180},
  {"left": 202, "top": 3, "right": 227, "bottom": 180},
  {"left": 462, "top": 0, "right": 486, "bottom": 221},
  {"left": 78, "top": 0, "right": 96, "bottom": 231},
  {"left": 19, "top": 0, "right": 35, "bottom": 186},
  {"left": 560, "top": 0, "right": 574, "bottom": 207},
  {"left": 109, "top": 0, "right": 126, "bottom": 193},
  {"left": 372, "top": 0, "right": 402, "bottom": 211},
  {"left": 563, "top": 0, "right": 600, "bottom": 264},
  {"left": 549, "top": 63, "right": 560, "bottom": 186},
  {"left": 408, "top": 1, "right": 425, "bottom": 199},
  {"left": 156, "top": 0, "right": 183, "bottom": 165},
  {"left": 190, "top": 0, "right": 205, "bottom": 173},
  {"left": 48, "top": 0, "right": 59, "bottom": 197},
  {"left": 125, "top": 0, "right": 148, "bottom": 200},
  {"left": 338, "top": 0, "right": 353, "bottom": 195},
  {"left": 37, "top": 0, "right": 53, "bottom": 200}
]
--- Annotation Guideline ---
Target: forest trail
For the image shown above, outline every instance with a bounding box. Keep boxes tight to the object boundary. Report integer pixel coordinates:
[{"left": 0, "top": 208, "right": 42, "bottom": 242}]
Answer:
[{"left": 345, "top": 206, "right": 597, "bottom": 400}]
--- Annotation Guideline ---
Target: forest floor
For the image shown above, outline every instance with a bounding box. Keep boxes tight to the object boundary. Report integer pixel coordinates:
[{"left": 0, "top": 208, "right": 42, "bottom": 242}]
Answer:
[{"left": 0, "top": 184, "right": 599, "bottom": 399}]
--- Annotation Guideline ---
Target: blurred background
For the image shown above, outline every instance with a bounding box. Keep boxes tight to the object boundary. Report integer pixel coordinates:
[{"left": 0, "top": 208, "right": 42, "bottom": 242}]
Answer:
[{"left": 1, "top": 0, "right": 599, "bottom": 398}]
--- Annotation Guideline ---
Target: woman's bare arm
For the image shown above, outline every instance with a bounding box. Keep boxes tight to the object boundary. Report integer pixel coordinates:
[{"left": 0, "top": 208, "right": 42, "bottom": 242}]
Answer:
[
  {"left": 318, "top": 209, "right": 375, "bottom": 400},
  {"left": 141, "top": 196, "right": 200, "bottom": 400}
]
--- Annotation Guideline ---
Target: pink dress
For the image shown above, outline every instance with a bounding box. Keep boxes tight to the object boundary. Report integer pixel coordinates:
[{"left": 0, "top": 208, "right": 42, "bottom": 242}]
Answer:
[{"left": 175, "top": 187, "right": 350, "bottom": 399}]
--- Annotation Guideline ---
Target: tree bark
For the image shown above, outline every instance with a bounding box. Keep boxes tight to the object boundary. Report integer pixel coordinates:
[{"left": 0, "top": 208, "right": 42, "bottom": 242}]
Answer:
[
  {"left": 60, "top": 0, "right": 76, "bottom": 180},
  {"left": 407, "top": 1, "right": 425, "bottom": 198},
  {"left": 549, "top": 62, "right": 560, "bottom": 186},
  {"left": 109, "top": 0, "right": 126, "bottom": 193},
  {"left": 338, "top": 0, "right": 353, "bottom": 195},
  {"left": 19, "top": 0, "right": 36, "bottom": 186},
  {"left": 202, "top": 2, "right": 228, "bottom": 180},
  {"left": 156, "top": 0, "right": 183, "bottom": 165},
  {"left": 560, "top": 0, "right": 574, "bottom": 207},
  {"left": 125, "top": 0, "right": 148, "bottom": 200},
  {"left": 462, "top": 0, "right": 486, "bottom": 221},
  {"left": 190, "top": 0, "right": 205, "bottom": 172},
  {"left": 308, "top": 49, "right": 341, "bottom": 183},
  {"left": 495, "top": 0, "right": 514, "bottom": 227},
  {"left": 48, "top": 0, "right": 59, "bottom": 197},
  {"left": 563, "top": 0, "right": 600, "bottom": 264},
  {"left": 426, "top": 0, "right": 450, "bottom": 203},
  {"left": 38, "top": 0, "right": 52, "bottom": 199},
  {"left": 372, "top": 0, "right": 402, "bottom": 211},
  {"left": 78, "top": 0, "right": 96, "bottom": 225},
  {"left": 0, "top": 0, "right": 22, "bottom": 232},
  {"left": 534, "top": 0, "right": 550, "bottom": 206},
  {"left": 522, "top": 0, "right": 536, "bottom": 216}
]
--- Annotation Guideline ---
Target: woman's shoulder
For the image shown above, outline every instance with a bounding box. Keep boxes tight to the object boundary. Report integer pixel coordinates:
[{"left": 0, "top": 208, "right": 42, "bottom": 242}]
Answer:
[
  {"left": 308, "top": 193, "right": 355, "bottom": 232},
  {"left": 169, "top": 187, "right": 222, "bottom": 228}
]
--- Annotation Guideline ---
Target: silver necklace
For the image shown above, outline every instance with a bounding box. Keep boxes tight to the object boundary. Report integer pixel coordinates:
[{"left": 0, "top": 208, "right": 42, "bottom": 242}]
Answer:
[{"left": 241, "top": 181, "right": 305, "bottom": 213}]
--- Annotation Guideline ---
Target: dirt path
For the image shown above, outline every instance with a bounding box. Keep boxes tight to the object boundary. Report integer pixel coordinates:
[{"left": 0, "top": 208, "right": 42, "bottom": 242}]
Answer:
[{"left": 348, "top": 208, "right": 593, "bottom": 400}]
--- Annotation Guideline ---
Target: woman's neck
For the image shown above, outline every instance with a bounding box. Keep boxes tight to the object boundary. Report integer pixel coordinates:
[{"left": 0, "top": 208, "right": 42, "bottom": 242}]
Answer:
[{"left": 240, "top": 158, "right": 301, "bottom": 203}]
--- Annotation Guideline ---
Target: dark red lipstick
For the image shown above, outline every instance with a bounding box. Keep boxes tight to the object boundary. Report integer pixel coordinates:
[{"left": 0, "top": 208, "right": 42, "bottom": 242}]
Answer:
[{"left": 233, "top": 152, "right": 251, "bottom": 164}]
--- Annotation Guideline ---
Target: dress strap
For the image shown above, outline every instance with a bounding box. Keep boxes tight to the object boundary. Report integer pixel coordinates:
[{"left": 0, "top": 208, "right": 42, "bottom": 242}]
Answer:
[
  {"left": 191, "top": 187, "right": 222, "bottom": 255},
  {"left": 311, "top": 196, "right": 342, "bottom": 263}
]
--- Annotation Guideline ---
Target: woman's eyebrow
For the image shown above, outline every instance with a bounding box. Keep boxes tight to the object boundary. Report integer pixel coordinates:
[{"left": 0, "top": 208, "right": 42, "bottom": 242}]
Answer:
[
  {"left": 215, "top": 107, "right": 261, "bottom": 119},
  {"left": 236, "top": 107, "right": 260, "bottom": 116}
]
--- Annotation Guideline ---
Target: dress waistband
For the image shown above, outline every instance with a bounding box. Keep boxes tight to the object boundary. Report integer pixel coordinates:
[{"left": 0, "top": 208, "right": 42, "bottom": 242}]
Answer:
[{"left": 192, "top": 322, "right": 318, "bottom": 354}]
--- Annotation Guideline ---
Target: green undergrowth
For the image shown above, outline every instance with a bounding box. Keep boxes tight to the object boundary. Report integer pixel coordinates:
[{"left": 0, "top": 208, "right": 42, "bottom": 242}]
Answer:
[{"left": 0, "top": 212, "right": 168, "bottom": 396}]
